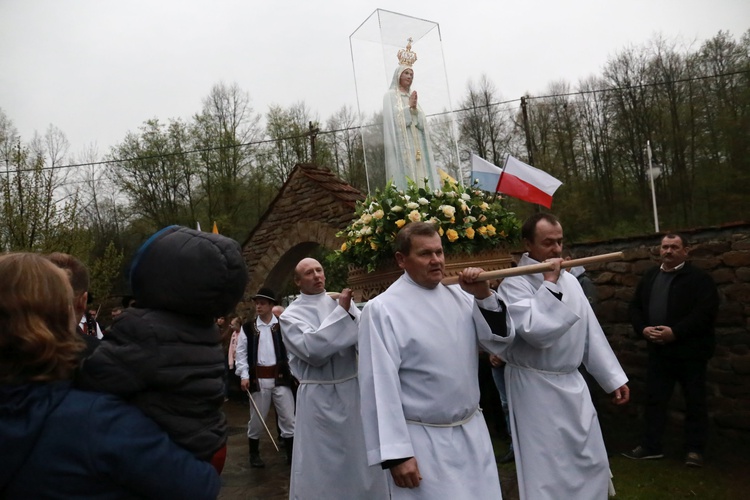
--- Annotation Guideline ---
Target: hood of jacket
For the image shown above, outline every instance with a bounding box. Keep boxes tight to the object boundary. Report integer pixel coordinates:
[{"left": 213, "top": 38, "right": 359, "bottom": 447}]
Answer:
[
  {"left": 0, "top": 382, "right": 71, "bottom": 491},
  {"left": 130, "top": 225, "right": 248, "bottom": 317}
]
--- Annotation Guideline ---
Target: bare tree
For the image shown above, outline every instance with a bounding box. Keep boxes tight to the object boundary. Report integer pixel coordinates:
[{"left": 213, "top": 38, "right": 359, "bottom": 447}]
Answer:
[{"left": 325, "top": 105, "right": 366, "bottom": 189}]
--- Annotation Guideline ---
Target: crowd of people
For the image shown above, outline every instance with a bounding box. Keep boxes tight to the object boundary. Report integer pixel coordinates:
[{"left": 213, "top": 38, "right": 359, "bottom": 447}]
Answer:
[{"left": 0, "top": 213, "right": 719, "bottom": 499}]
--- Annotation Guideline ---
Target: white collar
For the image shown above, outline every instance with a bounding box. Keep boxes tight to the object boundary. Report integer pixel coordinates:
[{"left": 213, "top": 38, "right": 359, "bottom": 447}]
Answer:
[{"left": 660, "top": 261, "right": 686, "bottom": 273}]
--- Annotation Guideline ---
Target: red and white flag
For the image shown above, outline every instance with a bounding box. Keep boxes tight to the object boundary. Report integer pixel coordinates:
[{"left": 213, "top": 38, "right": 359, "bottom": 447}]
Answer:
[
  {"left": 498, "top": 155, "right": 562, "bottom": 208},
  {"left": 471, "top": 154, "right": 562, "bottom": 208}
]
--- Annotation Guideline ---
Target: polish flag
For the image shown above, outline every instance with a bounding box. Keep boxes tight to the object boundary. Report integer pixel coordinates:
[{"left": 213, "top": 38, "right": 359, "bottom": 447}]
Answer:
[
  {"left": 470, "top": 154, "right": 504, "bottom": 193},
  {"left": 470, "top": 154, "right": 561, "bottom": 208}
]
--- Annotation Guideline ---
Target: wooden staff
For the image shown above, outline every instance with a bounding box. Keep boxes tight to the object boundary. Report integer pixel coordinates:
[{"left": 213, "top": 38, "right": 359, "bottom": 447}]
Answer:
[
  {"left": 245, "top": 389, "right": 279, "bottom": 451},
  {"left": 441, "top": 251, "right": 624, "bottom": 286}
]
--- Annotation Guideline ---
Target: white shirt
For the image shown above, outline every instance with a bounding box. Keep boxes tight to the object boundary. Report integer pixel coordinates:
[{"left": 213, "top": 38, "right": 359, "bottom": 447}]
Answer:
[
  {"left": 256, "top": 315, "right": 278, "bottom": 367},
  {"left": 79, "top": 316, "right": 103, "bottom": 339}
]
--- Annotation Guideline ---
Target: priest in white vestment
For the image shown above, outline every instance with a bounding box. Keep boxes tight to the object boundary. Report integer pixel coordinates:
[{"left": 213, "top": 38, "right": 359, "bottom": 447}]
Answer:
[
  {"left": 495, "top": 213, "right": 630, "bottom": 500},
  {"left": 359, "top": 222, "right": 514, "bottom": 499},
  {"left": 280, "top": 258, "right": 388, "bottom": 500}
]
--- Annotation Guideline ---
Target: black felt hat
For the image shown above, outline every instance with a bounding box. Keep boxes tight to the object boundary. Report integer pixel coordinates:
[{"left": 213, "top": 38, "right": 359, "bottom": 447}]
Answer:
[{"left": 253, "top": 287, "right": 278, "bottom": 304}]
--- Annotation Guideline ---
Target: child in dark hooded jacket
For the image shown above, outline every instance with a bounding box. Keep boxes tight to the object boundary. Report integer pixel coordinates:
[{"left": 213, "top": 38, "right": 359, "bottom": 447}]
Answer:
[{"left": 77, "top": 226, "right": 248, "bottom": 464}]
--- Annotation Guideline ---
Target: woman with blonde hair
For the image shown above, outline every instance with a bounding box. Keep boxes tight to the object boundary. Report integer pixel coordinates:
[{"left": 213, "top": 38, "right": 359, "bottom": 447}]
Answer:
[{"left": 0, "top": 253, "right": 220, "bottom": 499}]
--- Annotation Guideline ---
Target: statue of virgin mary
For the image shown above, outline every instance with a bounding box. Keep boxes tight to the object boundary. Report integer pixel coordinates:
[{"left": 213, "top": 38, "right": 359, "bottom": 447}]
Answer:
[{"left": 382, "top": 39, "right": 439, "bottom": 191}]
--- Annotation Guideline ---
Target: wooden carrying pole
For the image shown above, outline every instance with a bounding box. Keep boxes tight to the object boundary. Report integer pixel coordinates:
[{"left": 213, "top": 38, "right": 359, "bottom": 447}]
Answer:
[{"left": 441, "top": 251, "right": 624, "bottom": 286}]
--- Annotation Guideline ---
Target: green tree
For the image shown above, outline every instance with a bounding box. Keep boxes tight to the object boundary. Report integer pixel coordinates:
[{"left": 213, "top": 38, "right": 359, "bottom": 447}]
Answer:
[{"left": 109, "top": 118, "right": 195, "bottom": 229}]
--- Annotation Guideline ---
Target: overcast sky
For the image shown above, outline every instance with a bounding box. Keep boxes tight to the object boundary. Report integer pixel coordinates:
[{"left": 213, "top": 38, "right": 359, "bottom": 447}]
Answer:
[{"left": 1, "top": 0, "right": 748, "bottom": 160}]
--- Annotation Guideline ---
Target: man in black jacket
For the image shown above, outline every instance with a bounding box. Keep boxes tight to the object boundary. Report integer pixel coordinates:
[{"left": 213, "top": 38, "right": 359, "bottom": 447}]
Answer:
[{"left": 624, "top": 234, "right": 719, "bottom": 467}]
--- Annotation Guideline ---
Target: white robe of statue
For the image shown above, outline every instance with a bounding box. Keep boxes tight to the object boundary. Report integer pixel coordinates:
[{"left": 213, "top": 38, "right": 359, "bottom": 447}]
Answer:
[
  {"left": 359, "top": 272, "right": 514, "bottom": 499},
  {"left": 280, "top": 292, "right": 388, "bottom": 500},
  {"left": 383, "top": 65, "right": 439, "bottom": 191},
  {"left": 496, "top": 253, "right": 628, "bottom": 500}
]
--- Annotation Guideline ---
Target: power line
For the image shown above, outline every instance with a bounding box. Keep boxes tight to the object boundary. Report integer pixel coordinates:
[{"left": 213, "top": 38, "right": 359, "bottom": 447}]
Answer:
[{"left": 6, "top": 68, "right": 748, "bottom": 174}]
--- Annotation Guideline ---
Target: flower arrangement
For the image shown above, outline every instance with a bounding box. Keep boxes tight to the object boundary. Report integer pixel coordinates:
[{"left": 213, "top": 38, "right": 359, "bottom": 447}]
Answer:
[{"left": 336, "top": 175, "right": 521, "bottom": 272}]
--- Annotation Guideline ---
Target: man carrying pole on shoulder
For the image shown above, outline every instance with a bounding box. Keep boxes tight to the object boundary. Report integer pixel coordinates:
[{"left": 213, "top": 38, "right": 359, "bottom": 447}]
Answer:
[
  {"left": 358, "top": 221, "right": 514, "bottom": 499},
  {"left": 495, "top": 212, "right": 629, "bottom": 500}
]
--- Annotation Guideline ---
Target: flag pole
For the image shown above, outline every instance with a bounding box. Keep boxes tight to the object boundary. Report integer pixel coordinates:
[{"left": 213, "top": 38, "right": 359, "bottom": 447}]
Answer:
[{"left": 647, "top": 141, "right": 660, "bottom": 233}]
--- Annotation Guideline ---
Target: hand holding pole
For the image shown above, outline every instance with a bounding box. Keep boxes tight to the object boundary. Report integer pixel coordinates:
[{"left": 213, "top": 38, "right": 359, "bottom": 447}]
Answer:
[{"left": 441, "top": 252, "right": 624, "bottom": 286}]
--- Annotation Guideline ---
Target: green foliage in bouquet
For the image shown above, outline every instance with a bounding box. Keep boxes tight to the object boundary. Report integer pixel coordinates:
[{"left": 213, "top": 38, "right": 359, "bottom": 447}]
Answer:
[{"left": 336, "top": 176, "right": 521, "bottom": 272}]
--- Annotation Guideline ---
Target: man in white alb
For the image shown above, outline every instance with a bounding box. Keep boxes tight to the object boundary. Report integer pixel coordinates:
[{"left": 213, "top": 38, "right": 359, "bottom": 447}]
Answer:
[
  {"left": 358, "top": 221, "right": 514, "bottom": 499},
  {"left": 496, "top": 212, "right": 629, "bottom": 500},
  {"left": 279, "top": 258, "right": 388, "bottom": 500}
]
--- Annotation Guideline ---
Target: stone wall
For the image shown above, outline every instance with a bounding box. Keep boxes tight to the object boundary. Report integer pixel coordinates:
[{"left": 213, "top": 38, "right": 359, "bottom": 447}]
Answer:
[{"left": 567, "top": 222, "right": 750, "bottom": 442}]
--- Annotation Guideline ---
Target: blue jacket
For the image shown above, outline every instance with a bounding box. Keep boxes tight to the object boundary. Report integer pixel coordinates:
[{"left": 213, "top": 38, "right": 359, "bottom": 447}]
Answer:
[{"left": 0, "top": 381, "right": 220, "bottom": 499}]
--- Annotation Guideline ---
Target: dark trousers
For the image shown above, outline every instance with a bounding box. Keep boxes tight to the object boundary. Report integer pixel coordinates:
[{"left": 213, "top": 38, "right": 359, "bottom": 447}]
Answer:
[{"left": 644, "top": 355, "right": 709, "bottom": 454}]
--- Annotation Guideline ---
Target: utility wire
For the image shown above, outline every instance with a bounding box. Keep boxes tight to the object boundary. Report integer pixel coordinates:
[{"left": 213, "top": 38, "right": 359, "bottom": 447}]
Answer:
[{"left": 5, "top": 69, "right": 748, "bottom": 174}]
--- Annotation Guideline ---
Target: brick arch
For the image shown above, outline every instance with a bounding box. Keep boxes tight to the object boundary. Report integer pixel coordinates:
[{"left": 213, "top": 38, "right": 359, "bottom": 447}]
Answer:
[
  {"left": 239, "top": 164, "right": 364, "bottom": 314},
  {"left": 248, "top": 221, "right": 342, "bottom": 296}
]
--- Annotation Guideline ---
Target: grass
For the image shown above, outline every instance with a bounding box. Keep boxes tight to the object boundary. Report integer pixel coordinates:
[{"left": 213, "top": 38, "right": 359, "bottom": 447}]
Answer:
[{"left": 489, "top": 410, "right": 750, "bottom": 500}]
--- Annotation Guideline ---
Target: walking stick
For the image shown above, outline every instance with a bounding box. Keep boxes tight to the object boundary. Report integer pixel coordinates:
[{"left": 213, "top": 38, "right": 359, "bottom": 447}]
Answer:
[
  {"left": 245, "top": 389, "right": 280, "bottom": 451},
  {"left": 441, "top": 251, "right": 624, "bottom": 286}
]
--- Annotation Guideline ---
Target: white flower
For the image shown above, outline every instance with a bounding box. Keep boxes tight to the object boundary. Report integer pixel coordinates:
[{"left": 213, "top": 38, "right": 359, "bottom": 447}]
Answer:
[
  {"left": 406, "top": 202, "right": 419, "bottom": 210},
  {"left": 461, "top": 193, "right": 471, "bottom": 201},
  {"left": 433, "top": 190, "right": 443, "bottom": 197},
  {"left": 408, "top": 210, "right": 422, "bottom": 222},
  {"left": 391, "top": 205, "right": 404, "bottom": 213},
  {"left": 418, "top": 197, "right": 429, "bottom": 205},
  {"left": 440, "top": 205, "right": 456, "bottom": 218},
  {"left": 445, "top": 191, "right": 456, "bottom": 198},
  {"left": 361, "top": 213, "right": 373, "bottom": 224}
]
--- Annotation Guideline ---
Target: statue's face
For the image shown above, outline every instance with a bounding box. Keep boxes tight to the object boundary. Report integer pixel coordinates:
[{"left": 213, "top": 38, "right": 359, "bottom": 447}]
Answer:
[{"left": 399, "top": 69, "right": 414, "bottom": 89}]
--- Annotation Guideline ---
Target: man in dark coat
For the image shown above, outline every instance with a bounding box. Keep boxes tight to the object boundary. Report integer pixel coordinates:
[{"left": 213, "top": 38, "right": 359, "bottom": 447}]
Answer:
[{"left": 624, "top": 233, "right": 719, "bottom": 467}]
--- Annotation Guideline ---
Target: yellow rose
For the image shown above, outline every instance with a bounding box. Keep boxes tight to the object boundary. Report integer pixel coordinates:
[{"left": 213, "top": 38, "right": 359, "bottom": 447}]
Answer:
[
  {"left": 370, "top": 241, "right": 378, "bottom": 250},
  {"left": 480, "top": 202, "right": 489, "bottom": 211},
  {"left": 486, "top": 224, "right": 496, "bottom": 236},
  {"left": 408, "top": 210, "right": 421, "bottom": 222},
  {"left": 372, "top": 209, "right": 384, "bottom": 219},
  {"left": 395, "top": 219, "right": 406, "bottom": 228},
  {"left": 466, "top": 227, "right": 475, "bottom": 239},
  {"left": 477, "top": 226, "right": 488, "bottom": 236},
  {"left": 355, "top": 237, "right": 362, "bottom": 243},
  {"left": 341, "top": 242, "right": 348, "bottom": 252},
  {"left": 446, "top": 229, "right": 459, "bottom": 242},
  {"left": 361, "top": 213, "right": 373, "bottom": 224},
  {"left": 439, "top": 227, "right": 444, "bottom": 236}
]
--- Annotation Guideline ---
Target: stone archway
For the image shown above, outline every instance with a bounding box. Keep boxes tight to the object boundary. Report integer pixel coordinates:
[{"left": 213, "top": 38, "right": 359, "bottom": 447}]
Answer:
[{"left": 239, "top": 163, "right": 364, "bottom": 313}]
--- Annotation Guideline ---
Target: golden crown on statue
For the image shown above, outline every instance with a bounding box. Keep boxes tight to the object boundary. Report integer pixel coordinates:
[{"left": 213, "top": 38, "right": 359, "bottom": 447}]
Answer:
[{"left": 397, "top": 37, "right": 418, "bottom": 67}]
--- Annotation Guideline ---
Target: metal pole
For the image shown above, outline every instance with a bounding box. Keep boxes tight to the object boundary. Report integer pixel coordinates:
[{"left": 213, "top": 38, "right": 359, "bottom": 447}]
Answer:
[{"left": 647, "top": 141, "right": 659, "bottom": 233}]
